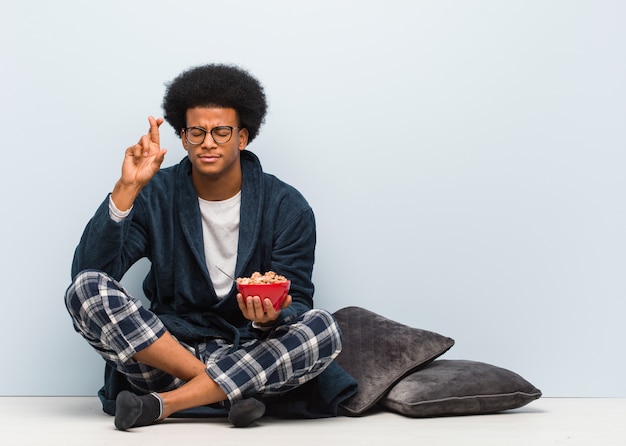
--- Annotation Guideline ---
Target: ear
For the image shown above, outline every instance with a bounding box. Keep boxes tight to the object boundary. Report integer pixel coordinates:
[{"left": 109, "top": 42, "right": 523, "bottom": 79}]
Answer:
[
  {"left": 180, "top": 129, "right": 188, "bottom": 151},
  {"left": 238, "top": 128, "right": 249, "bottom": 151}
]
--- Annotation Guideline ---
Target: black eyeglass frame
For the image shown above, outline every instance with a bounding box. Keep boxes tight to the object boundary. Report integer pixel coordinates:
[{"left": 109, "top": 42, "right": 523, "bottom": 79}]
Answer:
[{"left": 182, "top": 126, "right": 240, "bottom": 145}]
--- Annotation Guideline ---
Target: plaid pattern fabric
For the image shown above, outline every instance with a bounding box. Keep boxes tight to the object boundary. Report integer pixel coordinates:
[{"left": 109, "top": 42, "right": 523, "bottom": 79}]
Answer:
[
  {"left": 204, "top": 309, "right": 342, "bottom": 401},
  {"left": 65, "top": 270, "right": 342, "bottom": 403},
  {"left": 65, "top": 270, "right": 183, "bottom": 393}
]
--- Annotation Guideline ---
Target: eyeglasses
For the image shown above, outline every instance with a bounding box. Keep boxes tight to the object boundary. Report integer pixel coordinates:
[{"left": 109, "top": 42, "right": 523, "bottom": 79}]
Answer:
[{"left": 183, "top": 126, "right": 239, "bottom": 145}]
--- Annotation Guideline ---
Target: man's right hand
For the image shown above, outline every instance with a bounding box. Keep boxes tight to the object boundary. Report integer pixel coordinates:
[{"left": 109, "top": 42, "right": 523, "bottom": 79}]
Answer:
[{"left": 111, "top": 116, "right": 168, "bottom": 211}]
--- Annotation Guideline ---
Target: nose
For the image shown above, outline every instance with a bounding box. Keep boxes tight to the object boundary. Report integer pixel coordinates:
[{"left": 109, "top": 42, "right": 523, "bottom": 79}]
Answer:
[{"left": 201, "top": 132, "right": 218, "bottom": 149}]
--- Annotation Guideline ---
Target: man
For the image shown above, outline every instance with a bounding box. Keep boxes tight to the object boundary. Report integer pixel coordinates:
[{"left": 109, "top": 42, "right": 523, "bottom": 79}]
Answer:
[{"left": 65, "top": 64, "right": 356, "bottom": 430}]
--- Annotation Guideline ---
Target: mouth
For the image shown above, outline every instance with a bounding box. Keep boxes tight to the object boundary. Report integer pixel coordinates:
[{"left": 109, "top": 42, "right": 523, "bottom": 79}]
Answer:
[{"left": 198, "top": 153, "right": 221, "bottom": 163}]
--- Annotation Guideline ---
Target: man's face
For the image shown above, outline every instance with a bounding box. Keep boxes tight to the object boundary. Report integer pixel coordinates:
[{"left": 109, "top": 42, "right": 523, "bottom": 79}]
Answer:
[{"left": 181, "top": 107, "right": 249, "bottom": 183}]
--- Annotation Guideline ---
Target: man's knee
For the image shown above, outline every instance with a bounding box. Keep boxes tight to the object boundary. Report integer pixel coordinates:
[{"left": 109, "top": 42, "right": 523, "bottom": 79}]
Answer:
[
  {"left": 64, "top": 269, "right": 121, "bottom": 320},
  {"left": 66, "top": 270, "right": 102, "bottom": 313},
  {"left": 302, "top": 309, "right": 343, "bottom": 357}
]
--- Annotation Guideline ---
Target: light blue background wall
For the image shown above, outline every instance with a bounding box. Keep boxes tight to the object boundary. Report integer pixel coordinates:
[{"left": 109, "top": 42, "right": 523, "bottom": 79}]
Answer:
[{"left": 1, "top": 0, "right": 624, "bottom": 397}]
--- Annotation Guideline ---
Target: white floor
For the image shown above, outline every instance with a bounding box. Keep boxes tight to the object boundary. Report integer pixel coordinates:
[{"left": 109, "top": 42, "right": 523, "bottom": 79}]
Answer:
[{"left": 1, "top": 397, "right": 625, "bottom": 445}]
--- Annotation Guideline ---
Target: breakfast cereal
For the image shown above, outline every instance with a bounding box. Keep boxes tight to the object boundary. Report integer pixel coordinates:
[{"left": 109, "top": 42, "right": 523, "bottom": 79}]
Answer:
[{"left": 236, "top": 271, "right": 288, "bottom": 284}]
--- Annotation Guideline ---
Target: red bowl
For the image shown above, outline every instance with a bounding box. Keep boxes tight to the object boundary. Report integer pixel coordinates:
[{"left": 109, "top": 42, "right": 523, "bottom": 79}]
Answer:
[{"left": 236, "top": 281, "right": 291, "bottom": 311}]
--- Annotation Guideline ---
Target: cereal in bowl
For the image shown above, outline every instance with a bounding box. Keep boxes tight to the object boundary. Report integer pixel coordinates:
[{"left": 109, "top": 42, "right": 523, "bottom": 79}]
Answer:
[{"left": 236, "top": 271, "right": 288, "bottom": 284}]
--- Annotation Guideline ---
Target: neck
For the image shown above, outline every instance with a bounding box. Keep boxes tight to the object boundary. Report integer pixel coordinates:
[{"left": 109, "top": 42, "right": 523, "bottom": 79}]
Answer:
[{"left": 192, "top": 171, "right": 242, "bottom": 201}]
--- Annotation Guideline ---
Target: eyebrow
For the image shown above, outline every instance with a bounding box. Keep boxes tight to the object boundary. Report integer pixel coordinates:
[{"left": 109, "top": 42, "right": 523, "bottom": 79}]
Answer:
[{"left": 186, "top": 125, "right": 236, "bottom": 130}]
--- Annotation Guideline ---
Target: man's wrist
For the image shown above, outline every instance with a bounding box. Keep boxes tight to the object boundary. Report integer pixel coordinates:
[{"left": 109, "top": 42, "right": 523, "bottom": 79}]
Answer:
[
  {"left": 111, "top": 180, "right": 142, "bottom": 212},
  {"left": 108, "top": 195, "right": 132, "bottom": 222}
]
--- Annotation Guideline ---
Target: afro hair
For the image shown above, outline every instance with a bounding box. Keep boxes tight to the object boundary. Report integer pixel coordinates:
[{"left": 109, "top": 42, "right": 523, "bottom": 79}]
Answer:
[{"left": 162, "top": 64, "right": 268, "bottom": 143}]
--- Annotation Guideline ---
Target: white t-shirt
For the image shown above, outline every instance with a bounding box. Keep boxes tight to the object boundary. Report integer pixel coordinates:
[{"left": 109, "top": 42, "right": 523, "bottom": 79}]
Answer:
[{"left": 198, "top": 192, "right": 241, "bottom": 299}]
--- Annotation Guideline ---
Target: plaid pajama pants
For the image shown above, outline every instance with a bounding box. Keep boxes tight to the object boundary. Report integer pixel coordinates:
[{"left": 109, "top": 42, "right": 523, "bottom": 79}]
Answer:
[{"left": 65, "top": 270, "right": 342, "bottom": 403}]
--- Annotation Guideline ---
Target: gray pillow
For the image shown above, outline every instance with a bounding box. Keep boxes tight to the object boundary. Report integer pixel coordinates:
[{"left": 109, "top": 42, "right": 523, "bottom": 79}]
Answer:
[
  {"left": 379, "top": 359, "right": 542, "bottom": 417},
  {"left": 333, "top": 306, "right": 455, "bottom": 416}
]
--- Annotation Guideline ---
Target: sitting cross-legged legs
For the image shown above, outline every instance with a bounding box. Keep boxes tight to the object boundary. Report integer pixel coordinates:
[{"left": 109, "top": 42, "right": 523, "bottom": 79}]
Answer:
[{"left": 65, "top": 270, "right": 342, "bottom": 429}]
